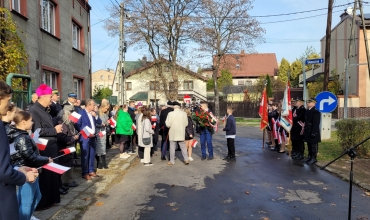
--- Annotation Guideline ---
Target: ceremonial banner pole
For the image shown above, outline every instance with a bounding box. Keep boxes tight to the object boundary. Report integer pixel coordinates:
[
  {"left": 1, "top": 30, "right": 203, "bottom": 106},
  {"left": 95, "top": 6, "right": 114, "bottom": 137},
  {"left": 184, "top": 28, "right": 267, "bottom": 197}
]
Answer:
[
  {"left": 259, "top": 81, "right": 268, "bottom": 150},
  {"left": 262, "top": 129, "right": 266, "bottom": 150}
]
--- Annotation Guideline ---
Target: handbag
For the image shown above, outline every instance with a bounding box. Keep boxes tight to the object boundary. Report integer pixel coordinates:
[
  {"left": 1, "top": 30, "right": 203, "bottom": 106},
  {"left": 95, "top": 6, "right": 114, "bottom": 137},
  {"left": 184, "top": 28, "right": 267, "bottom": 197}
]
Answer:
[{"left": 142, "top": 120, "right": 151, "bottom": 145}]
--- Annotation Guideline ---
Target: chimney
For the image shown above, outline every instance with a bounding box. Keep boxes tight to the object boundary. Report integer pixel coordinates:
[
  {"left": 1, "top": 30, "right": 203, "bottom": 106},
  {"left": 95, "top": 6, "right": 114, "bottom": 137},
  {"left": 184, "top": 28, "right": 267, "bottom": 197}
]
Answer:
[
  {"left": 341, "top": 7, "right": 353, "bottom": 21},
  {"left": 142, "top": 56, "right": 147, "bottom": 66},
  {"left": 241, "top": 50, "right": 245, "bottom": 54}
]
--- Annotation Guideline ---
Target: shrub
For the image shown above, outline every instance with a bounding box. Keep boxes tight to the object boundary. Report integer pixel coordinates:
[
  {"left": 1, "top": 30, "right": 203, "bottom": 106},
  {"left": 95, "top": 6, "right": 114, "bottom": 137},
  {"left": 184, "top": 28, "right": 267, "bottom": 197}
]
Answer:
[{"left": 335, "top": 119, "right": 370, "bottom": 158}]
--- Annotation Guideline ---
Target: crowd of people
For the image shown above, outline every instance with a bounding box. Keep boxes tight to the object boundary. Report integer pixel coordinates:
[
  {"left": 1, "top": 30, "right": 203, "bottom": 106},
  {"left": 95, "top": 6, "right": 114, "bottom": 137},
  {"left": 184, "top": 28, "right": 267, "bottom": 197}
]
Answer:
[
  {"left": 265, "top": 97, "right": 321, "bottom": 165},
  {"left": 0, "top": 81, "right": 239, "bottom": 220}
]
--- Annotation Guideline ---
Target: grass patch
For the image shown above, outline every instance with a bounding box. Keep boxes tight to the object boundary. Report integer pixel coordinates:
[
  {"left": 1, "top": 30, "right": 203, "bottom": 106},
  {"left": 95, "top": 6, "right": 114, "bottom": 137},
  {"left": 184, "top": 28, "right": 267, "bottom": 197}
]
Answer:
[
  {"left": 235, "top": 118, "right": 260, "bottom": 123},
  {"left": 317, "top": 131, "right": 343, "bottom": 162}
]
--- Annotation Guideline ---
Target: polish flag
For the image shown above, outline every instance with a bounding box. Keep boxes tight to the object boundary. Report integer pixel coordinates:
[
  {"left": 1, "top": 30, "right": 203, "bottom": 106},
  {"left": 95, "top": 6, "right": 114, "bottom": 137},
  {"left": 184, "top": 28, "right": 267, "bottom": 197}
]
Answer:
[
  {"left": 191, "top": 140, "right": 198, "bottom": 148},
  {"left": 31, "top": 128, "right": 41, "bottom": 140},
  {"left": 35, "top": 138, "right": 48, "bottom": 151},
  {"left": 151, "top": 116, "right": 157, "bottom": 122},
  {"left": 80, "top": 126, "right": 94, "bottom": 139},
  {"left": 108, "top": 117, "right": 116, "bottom": 127},
  {"left": 152, "top": 123, "right": 156, "bottom": 129},
  {"left": 42, "top": 162, "right": 70, "bottom": 174},
  {"left": 60, "top": 147, "right": 76, "bottom": 155},
  {"left": 69, "top": 112, "right": 81, "bottom": 123},
  {"left": 98, "top": 130, "right": 106, "bottom": 138},
  {"left": 132, "top": 123, "right": 136, "bottom": 131}
]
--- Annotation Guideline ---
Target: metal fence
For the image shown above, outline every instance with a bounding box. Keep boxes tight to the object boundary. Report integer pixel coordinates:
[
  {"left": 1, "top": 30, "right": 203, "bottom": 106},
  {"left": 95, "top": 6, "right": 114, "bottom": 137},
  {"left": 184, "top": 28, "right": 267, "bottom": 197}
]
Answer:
[{"left": 12, "top": 90, "right": 29, "bottom": 110}]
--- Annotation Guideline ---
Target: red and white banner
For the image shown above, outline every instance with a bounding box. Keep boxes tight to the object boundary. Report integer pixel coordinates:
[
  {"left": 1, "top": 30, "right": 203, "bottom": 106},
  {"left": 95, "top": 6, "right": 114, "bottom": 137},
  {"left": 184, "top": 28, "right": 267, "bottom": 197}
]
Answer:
[
  {"left": 280, "top": 81, "right": 293, "bottom": 132},
  {"left": 152, "top": 123, "right": 156, "bottom": 129},
  {"left": 32, "top": 128, "right": 48, "bottom": 150},
  {"left": 98, "top": 130, "right": 106, "bottom": 138},
  {"left": 80, "top": 126, "right": 94, "bottom": 139},
  {"left": 60, "top": 147, "right": 76, "bottom": 155},
  {"left": 42, "top": 162, "right": 70, "bottom": 174},
  {"left": 69, "top": 112, "right": 81, "bottom": 123},
  {"left": 258, "top": 88, "right": 269, "bottom": 131},
  {"left": 132, "top": 123, "right": 137, "bottom": 131},
  {"left": 108, "top": 117, "right": 116, "bottom": 127},
  {"left": 191, "top": 140, "right": 198, "bottom": 148},
  {"left": 151, "top": 116, "right": 157, "bottom": 122}
]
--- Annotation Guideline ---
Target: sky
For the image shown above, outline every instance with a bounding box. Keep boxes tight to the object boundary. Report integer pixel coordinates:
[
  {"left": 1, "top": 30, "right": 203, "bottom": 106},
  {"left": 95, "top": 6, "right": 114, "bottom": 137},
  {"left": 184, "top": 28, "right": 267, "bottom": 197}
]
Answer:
[{"left": 89, "top": 0, "right": 370, "bottom": 72}]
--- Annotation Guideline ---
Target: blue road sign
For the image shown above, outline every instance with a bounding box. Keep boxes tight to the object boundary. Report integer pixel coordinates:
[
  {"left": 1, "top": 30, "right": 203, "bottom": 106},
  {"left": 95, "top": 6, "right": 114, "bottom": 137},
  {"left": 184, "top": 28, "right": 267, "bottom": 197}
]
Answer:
[
  {"left": 305, "top": 58, "right": 324, "bottom": 65},
  {"left": 315, "top": 91, "right": 338, "bottom": 113}
]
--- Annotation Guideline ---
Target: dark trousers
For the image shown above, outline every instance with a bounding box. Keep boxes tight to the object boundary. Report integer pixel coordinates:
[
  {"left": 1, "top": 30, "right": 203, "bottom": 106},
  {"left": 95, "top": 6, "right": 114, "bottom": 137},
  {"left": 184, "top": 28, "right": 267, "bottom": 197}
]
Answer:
[
  {"left": 161, "top": 130, "right": 169, "bottom": 157},
  {"left": 80, "top": 139, "right": 96, "bottom": 176},
  {"left": 138, "top": 146, "right": 144, "bottom": 159},
  {"left": 307, "top": 143, "right": 318, "bottom": 158},
  {"left": 124, "top": 135, "right": 136, "bottom": 152},
  {"left": 227, "top": 138, "right": 235, "bottom": 158}
]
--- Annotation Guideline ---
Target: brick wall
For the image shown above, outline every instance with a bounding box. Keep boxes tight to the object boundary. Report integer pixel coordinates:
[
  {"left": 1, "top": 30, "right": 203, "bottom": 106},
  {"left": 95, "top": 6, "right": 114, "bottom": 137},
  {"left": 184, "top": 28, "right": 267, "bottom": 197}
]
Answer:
[{"left": 336, "top": 107, "right": 370, "bottom": 119}]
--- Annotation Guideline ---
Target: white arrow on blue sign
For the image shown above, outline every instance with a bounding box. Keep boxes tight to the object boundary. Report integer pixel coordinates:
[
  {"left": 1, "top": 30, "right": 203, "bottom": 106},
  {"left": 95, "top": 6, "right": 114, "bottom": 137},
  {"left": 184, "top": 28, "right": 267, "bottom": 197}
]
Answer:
[
  {"left": 315, "top": 91, "right": 338, "bottom": 113},
  {"left": 305, "top": 58, "right": 324, "bottom": 65}
]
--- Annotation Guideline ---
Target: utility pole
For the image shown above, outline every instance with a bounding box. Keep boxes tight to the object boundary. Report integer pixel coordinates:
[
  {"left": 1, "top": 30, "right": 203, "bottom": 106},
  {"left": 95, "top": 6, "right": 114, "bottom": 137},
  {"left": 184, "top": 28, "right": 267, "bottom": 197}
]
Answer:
[
  {"left": 344, "top": 2, "right": 357, "bottom": 119},
  {"left": 358, "top": 0, "right": 370, "bottom": 78},
  {"left": 117, "top": 2, "right": 126, "bottom": 104},
  {"left": 323, "top": 0, "right": 334, "bottom": 91}
]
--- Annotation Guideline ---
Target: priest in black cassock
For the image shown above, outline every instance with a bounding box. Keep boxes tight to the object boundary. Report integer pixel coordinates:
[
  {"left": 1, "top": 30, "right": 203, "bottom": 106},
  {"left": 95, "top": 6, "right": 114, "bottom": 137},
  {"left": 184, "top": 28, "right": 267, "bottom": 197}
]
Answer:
[{"left": 29, "top": 84, "right": 63, "bottom": 210}]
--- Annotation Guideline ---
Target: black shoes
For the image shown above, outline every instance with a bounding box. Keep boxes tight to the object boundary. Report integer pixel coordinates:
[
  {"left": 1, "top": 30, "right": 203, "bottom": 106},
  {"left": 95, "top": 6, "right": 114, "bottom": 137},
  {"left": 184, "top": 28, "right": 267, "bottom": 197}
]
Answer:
[
  {"left": 161, "top": 156, "right": 167, "bottom": 160},
  {"left": 201, "top": 156, "right": 207, "bottom": 161},
  {"left": 102, "top": 155, "right": 108, "bottom": 169},
  {"left": 222, "top": 156, "right": 230, "bottom": 160},
  {"left": 59, "top": 187, "right": 68, "bottom": 195},
  {"left": 306, "top": 157, "right": 317, "bottom": 165},
  {"left": 227, "top": 157, "right": 236, "bottom": 162},
  {"left": 63, "top": 181, "right": 78, "bottom": 188}
]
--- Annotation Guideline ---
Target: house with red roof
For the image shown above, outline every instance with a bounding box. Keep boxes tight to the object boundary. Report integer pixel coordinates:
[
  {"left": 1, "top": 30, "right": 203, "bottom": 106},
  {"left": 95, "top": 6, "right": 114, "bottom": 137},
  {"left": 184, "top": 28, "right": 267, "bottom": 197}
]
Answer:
[{"left": 216, "top": 51, "right": 278, "bottom": 87}]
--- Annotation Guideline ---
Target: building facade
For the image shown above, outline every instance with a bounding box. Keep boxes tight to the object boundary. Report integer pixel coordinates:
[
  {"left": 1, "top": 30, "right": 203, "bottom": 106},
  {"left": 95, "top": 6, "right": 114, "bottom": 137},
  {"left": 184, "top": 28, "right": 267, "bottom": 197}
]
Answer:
[
  {"left": 3, "top": 0, "right": 91, "bottom": 101},
  {"left": 320, "top": 9, "right": 370, "bottom": 118},
  {"left": 91, "top": 69, "right": 115, "bottom": 95}
]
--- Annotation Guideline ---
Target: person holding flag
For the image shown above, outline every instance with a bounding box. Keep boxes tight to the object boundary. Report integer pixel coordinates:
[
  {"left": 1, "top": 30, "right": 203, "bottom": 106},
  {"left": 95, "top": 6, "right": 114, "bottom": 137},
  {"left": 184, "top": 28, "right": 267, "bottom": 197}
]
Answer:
[
  {"left": 74, "top": 99, "right": 102, "bottom": 180},
  {"left": 56, "top": 104, "right": 79, "bottom": 188},
  {"left": 29, "top": 84, "right": 63, "bottom": 210},
  {"left": 290, "top": 98, "right": 306, "bottom": 160},
  {"left": 8, "top": 111, "right": 52, "bottom": 220}
]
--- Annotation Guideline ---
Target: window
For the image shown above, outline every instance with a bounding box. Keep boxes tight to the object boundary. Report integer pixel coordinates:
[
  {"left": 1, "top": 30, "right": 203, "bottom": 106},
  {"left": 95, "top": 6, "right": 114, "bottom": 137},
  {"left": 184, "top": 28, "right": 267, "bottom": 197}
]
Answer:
[
  {"left": 100, "top": 75, "right": 103, "bottom": 80},
  {"left": 245, "top": 80, "right": 252, "bottom": 87},
  {"left": 126, "top": 82, "right": 132, "bottom": 90},
  {"left": 72, "top": 22, "right": 81, "bottom": 50},
  {"left": 99, "top": 85, "right": 103, "bottom": 89},
  {"left": 108, "top": 85, "right": 113, "bottom": 90},
  {"left": 116, "top": 83, "right": 119, "bottom": 91},
  {"left": 236, "top": 64, "right": 240, "bottom": 69},
  {"left": 183, "top": 81, "right": 193, "bottom": 90},
  {"left": 12, "top": 0, "right": 20, "bottom": 13},
  {"left": 74, "top": 78, "right": 82, "bottom": 99},
  {"left": 41, "top": 0, "right": 55, "bottom": 34},
  {"left": 238, "top": 80, "right": 244, "bottom": 86},
  {"left": 149, "top": 81, "right": 160, "bottom": 90},
  {"left": 108, "top": 75, "right": 111, "bottom": 80},
  {"left": 42, "top": 70, "right": 58, "bottom": 89}
]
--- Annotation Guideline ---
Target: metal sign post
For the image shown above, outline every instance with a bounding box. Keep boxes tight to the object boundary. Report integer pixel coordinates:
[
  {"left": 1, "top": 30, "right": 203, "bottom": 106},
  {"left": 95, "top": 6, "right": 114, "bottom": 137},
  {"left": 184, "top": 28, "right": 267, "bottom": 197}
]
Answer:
[{"left": 304, "top": 58, "right": 324, "bottom": 107}]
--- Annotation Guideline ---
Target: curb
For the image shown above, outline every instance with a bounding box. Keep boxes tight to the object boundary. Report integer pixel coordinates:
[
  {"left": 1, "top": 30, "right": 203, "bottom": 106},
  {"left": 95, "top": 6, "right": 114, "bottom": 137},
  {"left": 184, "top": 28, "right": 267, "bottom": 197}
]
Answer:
[{"left": 34, "top": 147, "right": 137, "bottom": 220}]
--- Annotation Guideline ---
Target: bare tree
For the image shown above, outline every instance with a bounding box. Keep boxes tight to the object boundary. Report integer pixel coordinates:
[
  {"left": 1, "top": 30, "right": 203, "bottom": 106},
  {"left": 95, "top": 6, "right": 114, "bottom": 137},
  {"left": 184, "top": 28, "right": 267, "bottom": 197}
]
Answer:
[
  {"left": 193, "top": 0, "right": 264, "bottom": 116},
  {"left": 104, "top": 0, "right": 201, "bottom": 100}
]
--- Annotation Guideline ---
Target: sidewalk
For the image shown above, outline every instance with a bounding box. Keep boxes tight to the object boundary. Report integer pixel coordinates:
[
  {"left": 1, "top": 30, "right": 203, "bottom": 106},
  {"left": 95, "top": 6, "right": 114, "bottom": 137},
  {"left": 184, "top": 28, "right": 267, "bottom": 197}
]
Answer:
[{"left": 34, "top": 146, "right": 137, "bottom": 220}]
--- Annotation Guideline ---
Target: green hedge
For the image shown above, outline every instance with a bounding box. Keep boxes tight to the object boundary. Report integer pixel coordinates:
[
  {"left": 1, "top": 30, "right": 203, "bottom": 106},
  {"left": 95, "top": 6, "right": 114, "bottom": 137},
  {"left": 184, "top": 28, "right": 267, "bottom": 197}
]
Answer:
[{"left": 335, "top": 119, "right": 370, "bottom": 158}]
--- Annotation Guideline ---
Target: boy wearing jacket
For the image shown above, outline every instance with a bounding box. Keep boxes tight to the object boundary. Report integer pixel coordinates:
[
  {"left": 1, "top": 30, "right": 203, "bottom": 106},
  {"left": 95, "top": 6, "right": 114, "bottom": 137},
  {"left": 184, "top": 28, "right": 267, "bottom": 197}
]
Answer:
[{"left": 223, "top": 107, "right": 236, "bottom": 162}]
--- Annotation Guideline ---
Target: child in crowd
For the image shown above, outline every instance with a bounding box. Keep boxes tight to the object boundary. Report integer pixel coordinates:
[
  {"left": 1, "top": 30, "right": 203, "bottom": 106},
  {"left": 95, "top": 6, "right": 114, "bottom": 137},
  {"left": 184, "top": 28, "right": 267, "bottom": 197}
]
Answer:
[
  {"left": 222, "top": 106, "right": 236, "bottom": 162},
  {"left": 8, "top": 111, "right": 52, "bottom": 220}
]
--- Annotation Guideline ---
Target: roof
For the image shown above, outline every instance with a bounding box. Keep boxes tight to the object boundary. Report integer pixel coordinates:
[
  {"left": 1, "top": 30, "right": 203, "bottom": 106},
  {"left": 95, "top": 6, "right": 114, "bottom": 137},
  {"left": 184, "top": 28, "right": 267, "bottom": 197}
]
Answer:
[
  {"left": 125, "top": 61, "right": 147, "bottom": 74},
  {"left": 130, "top": 92, "right": 148, "bottom": 101},
  {"left": 215, "top": 53, "right": 278, "bottom": 78},
  {"left": 125, "top": 59, "right": 208, "bottom": 81}
]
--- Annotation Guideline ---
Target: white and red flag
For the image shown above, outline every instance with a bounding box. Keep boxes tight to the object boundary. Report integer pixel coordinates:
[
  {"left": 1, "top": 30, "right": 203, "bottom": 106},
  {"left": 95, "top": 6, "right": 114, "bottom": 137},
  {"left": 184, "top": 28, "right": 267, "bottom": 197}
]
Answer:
[
  {"left": 151, "top": 116, "right": 157, "bottom": 122},
  {"left": 42, "top": 162, "right": 70, "bottom": 174},
  {"left": 80, "top": 126, "right": 94, "bottom": 139},
  {"left": 191, "top": 140, "right": 198, "bottom": 148},
  {"left": 32, "top": 128, "right": 48, "bottom": 151},
  {"left": 152, "top": 123, "right": 156, "bottom": 129},
  {"left": 69, "top": 112, "right": 81, "bottom": 123},
  {"left": 258, "top": 88, "right": 269, "bottom": 131},
  {"left": 108, "top": 117, "right": 116, "bottom": 127},
  {"left": 280, "top": 81, "right": 293, "bottom": 132},
  {"left": 132, "top": 123, "right": 137, "bottom": 131},
  {"left": 60, "top": 147, "right": 76, "bottom": 155},
  {"left": 98, "top": 130, "right": 106, "bottom": 138}
]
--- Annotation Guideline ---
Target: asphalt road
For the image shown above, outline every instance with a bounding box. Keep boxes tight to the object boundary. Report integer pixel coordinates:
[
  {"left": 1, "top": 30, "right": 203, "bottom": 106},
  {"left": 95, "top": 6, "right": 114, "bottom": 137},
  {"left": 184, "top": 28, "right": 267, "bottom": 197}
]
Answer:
[{"left": 83, "top": 126, "right": 370, "bottom": 220}]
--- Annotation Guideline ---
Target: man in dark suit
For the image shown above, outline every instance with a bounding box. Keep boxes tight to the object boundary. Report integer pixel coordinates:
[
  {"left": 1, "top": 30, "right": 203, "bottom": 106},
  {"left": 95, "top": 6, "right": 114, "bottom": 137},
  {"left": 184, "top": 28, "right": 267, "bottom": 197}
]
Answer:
[
  {"left": 62, "top": 93, "right": 78, "bottom": 111},
  {"left": 291, "top": 98, "right": 306, "bottom": 160},
  {"left": 0, "top": 81, "right": 38, "bottom": 220},
  {"left": 159, "top": 101, "right": 174, "bottom": 160},
  {"left": 304, "top": 98, "right": 321, "bottom": 165},
  {"left": 75, "top": 99, "right": 102, "bottom": 180},
  {"left": 50, "top": 89, "right": 63, "bottom": 118}
]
